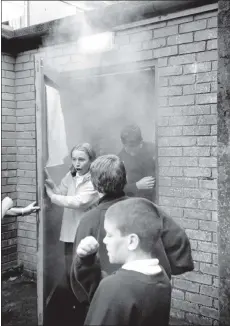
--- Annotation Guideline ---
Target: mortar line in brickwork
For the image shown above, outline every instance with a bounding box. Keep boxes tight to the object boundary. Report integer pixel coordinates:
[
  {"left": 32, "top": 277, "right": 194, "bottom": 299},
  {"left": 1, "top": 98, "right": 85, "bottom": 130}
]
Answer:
[{"left": 113, "top": 4, "right": 218, "bottom": 32}]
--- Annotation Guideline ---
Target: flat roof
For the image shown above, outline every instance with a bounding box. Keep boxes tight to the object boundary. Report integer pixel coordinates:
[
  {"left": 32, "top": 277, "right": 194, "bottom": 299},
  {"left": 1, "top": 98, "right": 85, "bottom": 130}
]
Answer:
[{"left": 2, "top": 0, "right": 217, "bottom": 55}]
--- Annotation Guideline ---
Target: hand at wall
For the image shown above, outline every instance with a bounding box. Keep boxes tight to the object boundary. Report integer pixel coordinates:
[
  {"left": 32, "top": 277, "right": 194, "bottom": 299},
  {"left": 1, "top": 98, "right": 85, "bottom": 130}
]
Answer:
[
  {"left": 23, "top": 202, "right": 40, "bottom": 215},
  {"left": 136, "top": 176, "right": 155, "bottom": 190}
]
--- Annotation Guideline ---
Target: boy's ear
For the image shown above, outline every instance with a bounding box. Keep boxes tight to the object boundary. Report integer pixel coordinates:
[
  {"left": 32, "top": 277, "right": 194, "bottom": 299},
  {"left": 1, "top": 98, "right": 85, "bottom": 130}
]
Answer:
[{"left": 127, "top": 233, "right": 139, "bottom": 251}]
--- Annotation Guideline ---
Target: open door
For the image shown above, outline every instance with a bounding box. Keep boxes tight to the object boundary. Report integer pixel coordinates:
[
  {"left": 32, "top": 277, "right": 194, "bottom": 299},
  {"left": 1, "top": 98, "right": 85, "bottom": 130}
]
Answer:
[
  {"left": 35, "top": 56, "right": 46, "bottom": 326},
  {"left": 35, "top": 58, "right": 157, "bottom": 324},
  {"left": 35, "top": 57, "right": 70, "bottom": 325}
]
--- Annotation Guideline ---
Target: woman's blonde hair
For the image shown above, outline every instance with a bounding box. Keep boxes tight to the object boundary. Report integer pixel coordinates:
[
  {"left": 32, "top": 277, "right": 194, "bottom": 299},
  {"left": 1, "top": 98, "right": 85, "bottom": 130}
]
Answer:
[
  {"left": 70, "top": 143, "right": 96, "bottom": 162},
  {"left": 70, "top": 143, "right": 96, "bottom": 176}
]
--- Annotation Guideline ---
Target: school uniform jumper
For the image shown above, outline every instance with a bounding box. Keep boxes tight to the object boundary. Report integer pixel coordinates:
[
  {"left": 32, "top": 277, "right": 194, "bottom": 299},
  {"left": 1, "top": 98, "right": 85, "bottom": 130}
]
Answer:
[
  {"left": 84, "top": 266, "right": 171, "bottom": 326},
  {"left": 73, "top": 192, "right": 128, "bottom": 275},
  {"left": 73, "top": 194, "right": 194, "bottom": 279},
  {"left": 69, "top": 195, "right": 193, "bottom": 326}
]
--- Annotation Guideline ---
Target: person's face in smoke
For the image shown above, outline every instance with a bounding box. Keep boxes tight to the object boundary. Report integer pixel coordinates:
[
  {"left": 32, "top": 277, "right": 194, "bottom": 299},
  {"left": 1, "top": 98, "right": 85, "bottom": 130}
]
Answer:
[
  {"left": 124, "top": 140, "right": 143, "bottom": 156},
  {"left": 71, "top": 150, "right": 91, "bottom": 176}
]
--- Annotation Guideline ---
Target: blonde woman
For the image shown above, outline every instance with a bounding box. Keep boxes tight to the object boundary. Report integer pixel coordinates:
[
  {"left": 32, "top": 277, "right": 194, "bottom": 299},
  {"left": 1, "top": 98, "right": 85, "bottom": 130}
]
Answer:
[{"left": 45, "top": 143, "right": 100, "bottom": 274}]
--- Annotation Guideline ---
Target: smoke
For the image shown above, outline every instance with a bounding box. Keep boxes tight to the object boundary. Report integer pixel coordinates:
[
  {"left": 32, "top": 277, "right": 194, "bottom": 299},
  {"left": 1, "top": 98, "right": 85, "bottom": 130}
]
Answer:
[
  {"left": 39, "top": 2, "right": 157, "bottom": 158},
  {"left": 40, "top": 2, "right": 157, "bottom": 295}
]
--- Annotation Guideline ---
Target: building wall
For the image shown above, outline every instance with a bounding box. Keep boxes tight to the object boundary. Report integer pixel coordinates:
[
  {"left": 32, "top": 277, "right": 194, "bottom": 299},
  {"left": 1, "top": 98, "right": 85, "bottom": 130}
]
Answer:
[
  {"left": 217, "top": 1, "right": 230, "bottom": 324},
  {"left": 1, "top": 53, "right": 18, "bottom": 271},
  {"left": 14, "top": 53, "right": 37, "bottom": 275},
  {"left": 114, "top": 9, "right": 218, "bottom": 323},
  {"left": 145, "top": 13, "right": 218, "bottom": 324},
  {"left": 3, "top": 3, "right": 218, "bottom": 323}
]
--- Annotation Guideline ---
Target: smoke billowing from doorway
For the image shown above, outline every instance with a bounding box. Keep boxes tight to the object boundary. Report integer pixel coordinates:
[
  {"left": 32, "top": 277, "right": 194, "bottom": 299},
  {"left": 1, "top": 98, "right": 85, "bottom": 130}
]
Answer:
[
  {"left": 39, "top": 2, "right": 157, "bottom": 156},
  {"left": 39, "top": 3, "right": 157, "bottom": 299}
]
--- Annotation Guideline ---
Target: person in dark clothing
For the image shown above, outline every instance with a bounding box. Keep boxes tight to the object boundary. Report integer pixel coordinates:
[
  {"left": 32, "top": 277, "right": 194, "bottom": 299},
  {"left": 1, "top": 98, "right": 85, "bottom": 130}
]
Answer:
[
  {"left": 73, "top": 154, "right": 128, "bottom": 275},
  {"left": 44, "top": 155, "right": 126, "bottom": 326},
  {"left": 72, "top": 155, "right": 194, "bottom": 279},
  {"left": 118, "top": 124, "right": 156, "bottom": 201},
  {"left": 75, "top": 198, "right": 171, "bottom": 326},
  {"left": 46, "top": 155, "right": 193, "bottom": 326},
  {"left": 70, "top": 154, "right": 193, "bottom": 319}
]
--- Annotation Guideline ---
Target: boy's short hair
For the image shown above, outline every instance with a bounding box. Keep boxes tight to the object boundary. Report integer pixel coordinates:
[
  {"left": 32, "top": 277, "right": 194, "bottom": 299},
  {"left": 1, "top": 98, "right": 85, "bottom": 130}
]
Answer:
[
  {"left": 105, "top": 198, "right": 162, "bottom": 254},
  {"left": 90, "top": 155, "right": 127, "bottom": 195},
  {"left": 120, "top": 124, "right": 143, "bottom": 145}
]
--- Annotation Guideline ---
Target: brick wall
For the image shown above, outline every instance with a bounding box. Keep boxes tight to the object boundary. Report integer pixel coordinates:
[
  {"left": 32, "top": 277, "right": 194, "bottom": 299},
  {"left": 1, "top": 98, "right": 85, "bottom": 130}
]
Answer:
[
  {"left": 3, "top": 3, "right": 218, "bottom": 323},
  {"left": 14, "top": 52, "right": 37, "bottom": 276},
  {"left": 1, "top": 53, "right": 18, "bottom": 271},
  {"left": 113, "top": 10, "right": 218, "bottom": 325}
]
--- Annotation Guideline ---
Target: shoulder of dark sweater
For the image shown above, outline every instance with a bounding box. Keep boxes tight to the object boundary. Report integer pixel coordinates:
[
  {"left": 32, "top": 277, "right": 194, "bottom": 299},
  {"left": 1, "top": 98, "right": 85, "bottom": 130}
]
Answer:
[
  {"left": 155, "top": 204, "right": 181, "bottom": 232},
  {"left": 100, "top": 268, "right": 170, "bottom": 291},
  {"left": 152, "top": 204, "right": 184, "bottom": 240},
  {"left": 77, "top": 194, "right": 128, "bottom": 234},
  {"left": 78, "top": 205, "right": 102, "bottom": 232},
  {"left": 94, "top": 269, "right": 170, "bottom": 308},
  {"left": 99, "top": 193, "right": 128, "bottom": 209}
]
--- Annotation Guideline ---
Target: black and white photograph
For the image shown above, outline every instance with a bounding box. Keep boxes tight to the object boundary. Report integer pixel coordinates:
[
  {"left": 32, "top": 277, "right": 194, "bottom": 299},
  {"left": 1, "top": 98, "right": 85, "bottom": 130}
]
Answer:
[{"left": 1, "top": 1, "right": 230, "bottom": 326}]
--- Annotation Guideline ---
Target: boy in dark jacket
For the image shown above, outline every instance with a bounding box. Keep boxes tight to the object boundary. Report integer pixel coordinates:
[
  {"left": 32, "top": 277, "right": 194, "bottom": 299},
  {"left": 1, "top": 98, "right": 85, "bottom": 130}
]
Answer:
[
  {"left": 118, "top": 124, "right": 156, "bottom": 201},
  {"left": 70, "top": 155, "right": 193, "bottom": 314},
  {"left": 73, "top": 154, "right": 194, "bottom": 279},
  {"left": 74, "top": 198, "right": 171, "bottom": 326},
  {"left": 46, "top": 155, "right": 193, "bottom": 326},
  {"left": 44, "top": 154, "right": 192, "bottom": 326}
]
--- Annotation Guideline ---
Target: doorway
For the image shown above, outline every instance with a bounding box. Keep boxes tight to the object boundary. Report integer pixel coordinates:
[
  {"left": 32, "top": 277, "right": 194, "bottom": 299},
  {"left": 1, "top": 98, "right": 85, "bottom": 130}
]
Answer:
[{"left": 35, "top": 58, "right": 157, "bottom": 324}]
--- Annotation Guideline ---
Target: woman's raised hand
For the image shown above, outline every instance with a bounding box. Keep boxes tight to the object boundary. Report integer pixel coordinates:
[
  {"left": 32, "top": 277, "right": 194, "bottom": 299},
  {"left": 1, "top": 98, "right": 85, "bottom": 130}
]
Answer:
[
  {"left": 44, "top": 168, "right": 56, "bottom": 189},
  {"left": 45, "top": 184, "right": 54, "bottom": 198},
  {"left": 45, "top": 179, "right": 56, "bottom": 189}
]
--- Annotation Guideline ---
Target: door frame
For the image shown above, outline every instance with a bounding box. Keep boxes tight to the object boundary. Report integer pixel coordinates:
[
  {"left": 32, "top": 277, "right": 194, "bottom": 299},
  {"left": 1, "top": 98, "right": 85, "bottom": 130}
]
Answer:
[
  {"left": 60, "top": 59, "right": 160, "bottom": 204},
  {"left": 35, "top": 54, "right": 47, "bottom": 326},
  {"left": 34, "top": 55, "right": 160, "bottom": 324}
]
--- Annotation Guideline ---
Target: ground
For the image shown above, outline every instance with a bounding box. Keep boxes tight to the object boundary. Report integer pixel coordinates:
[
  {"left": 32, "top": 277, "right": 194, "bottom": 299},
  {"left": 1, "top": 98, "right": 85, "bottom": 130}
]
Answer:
[
  {"left": 2, "top": 275, "right": 37, "bottom": 326},
  {"left": 1, "top": 273, "right": 185, "bottom": 326}
]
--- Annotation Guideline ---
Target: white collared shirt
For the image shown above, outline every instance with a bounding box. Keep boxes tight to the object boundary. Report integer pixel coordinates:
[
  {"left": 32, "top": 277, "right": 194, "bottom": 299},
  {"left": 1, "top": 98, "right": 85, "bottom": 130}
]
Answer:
[
  {"left": 122, "top": 259, "right": 162, "bottom": 275},
  {"left": 75, "top": 173, "right": 87, "bottom": 188}
]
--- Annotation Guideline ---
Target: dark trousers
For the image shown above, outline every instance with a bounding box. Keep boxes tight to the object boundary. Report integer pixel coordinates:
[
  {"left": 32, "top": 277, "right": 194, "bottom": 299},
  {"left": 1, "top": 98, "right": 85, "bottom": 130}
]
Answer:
[
  {"left": 64, "top": 242, "right": 74, "bottom": 279},
  {"left": 44, "top": 242, "right": 87, "bottom": 326},
  {"left": 44, "top": 276, "right": 87, "bottom": 326}
]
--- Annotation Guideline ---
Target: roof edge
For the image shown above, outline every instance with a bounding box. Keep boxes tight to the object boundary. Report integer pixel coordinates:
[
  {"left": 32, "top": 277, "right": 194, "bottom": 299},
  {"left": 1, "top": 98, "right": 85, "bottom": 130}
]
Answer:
[{"left": 2, "top": 0, "right": 218, "bottom": 55}]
